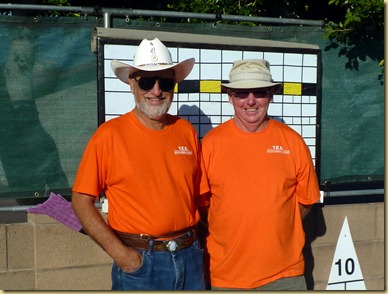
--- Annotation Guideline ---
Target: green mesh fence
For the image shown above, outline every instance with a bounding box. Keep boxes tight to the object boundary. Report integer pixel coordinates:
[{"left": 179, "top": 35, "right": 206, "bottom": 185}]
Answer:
[{"left": 0, "top": 16, "right": 98, "bottom": 199}]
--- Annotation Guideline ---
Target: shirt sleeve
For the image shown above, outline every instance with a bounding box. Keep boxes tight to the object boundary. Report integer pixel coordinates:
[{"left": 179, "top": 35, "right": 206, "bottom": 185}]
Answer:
[
  {"left": 295, "top": 139, "right": 321, "bottom": 205},
  {"left": 72, "top": 135, "right": 106, "bottom": 198}
]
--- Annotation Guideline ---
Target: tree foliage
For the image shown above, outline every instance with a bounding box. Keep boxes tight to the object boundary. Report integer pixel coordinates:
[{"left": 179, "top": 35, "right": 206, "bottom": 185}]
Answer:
[
  {"left": 167, "top": 0, "right": 267, "bottom": 23},
  {"left": 324, "top": 0, "right": 383, "bottom": 45},
  {"left": 323, "top": 0, "right": 384, "bottom": 75},
  {"left": 166, "top": 0, "right": 336, "bottom": 24}
]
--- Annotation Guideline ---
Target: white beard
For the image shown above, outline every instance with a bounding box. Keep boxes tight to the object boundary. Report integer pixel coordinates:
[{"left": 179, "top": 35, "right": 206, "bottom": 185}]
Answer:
[{"left": 136, "top": 98, "right": 172, "bottom": 120}]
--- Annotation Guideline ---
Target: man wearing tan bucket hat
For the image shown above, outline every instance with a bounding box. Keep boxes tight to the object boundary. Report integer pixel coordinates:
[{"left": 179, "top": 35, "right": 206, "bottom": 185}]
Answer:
[
  {"left": 72, "top": 38, "right": 209, "bottom": 290},
  {"left": 199, "top": 59, "right": 320, "bottom": 290}
]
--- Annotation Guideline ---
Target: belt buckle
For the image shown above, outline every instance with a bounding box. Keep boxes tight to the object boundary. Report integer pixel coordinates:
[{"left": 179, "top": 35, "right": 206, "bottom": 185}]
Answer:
[{"left": 165, "top": 240, "right": 178, "bottom": 252}]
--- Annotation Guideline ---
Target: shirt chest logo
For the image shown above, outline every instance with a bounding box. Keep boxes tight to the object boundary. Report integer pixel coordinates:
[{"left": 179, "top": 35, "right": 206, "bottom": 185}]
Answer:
[
  {"left": 174, "top": 146, "right": 193, "bottom": 155},
  {"left": 267, "top": 145, "right": 290, "bottom": 154}
]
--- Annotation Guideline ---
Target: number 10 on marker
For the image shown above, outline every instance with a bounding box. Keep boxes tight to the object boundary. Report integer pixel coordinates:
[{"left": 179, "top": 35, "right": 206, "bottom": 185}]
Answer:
[
  {"left": 326, "top": 218, "right": 366, "bottom": 290},
  {"left": 335, "top": 258, "right": 355, "bottom": 276}
]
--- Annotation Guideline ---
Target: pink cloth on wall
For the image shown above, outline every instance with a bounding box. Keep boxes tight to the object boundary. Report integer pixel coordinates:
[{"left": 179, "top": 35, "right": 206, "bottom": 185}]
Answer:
[{"left": 27, "top": 192, "right": 83, "bottom": 232}]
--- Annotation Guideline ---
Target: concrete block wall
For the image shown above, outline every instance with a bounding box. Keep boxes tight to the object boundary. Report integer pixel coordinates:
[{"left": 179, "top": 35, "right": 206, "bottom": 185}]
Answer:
[
  {"left": 305, "top": 202, "right": 384, "bottom": 290},
  {"left": 0, "top": 213, "right": 112, "bottom": 290},
  {"left": 0, "top": 202, "right": 384, "bottom": 290}
]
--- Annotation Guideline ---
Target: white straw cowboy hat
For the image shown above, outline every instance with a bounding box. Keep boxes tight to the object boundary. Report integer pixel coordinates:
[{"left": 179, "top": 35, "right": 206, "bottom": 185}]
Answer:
[
  {"left": 221, "top": 59, "right": 282, "bottom": 93},
  {"left": 111, "top": 38, "right": 195, "bottom": 84}
]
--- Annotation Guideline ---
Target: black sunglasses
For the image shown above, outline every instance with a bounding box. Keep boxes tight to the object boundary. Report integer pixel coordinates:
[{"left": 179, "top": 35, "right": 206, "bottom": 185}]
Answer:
[
  {"left": 230, "top": 89, "right": 271, "bottom": 99},
  {"left": 134, "top": 76, "right": 175, "bottom": 92}
]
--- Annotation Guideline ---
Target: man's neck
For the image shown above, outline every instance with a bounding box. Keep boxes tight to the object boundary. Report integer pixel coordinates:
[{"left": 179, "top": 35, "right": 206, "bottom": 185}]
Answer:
[{"left": 134, "top": 107, "right": 168, "bottom": 130}]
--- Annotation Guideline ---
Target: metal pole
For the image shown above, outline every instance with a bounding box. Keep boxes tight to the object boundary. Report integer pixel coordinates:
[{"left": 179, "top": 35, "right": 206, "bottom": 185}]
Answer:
[
  {"left": 324, "top": 189, "right": 384, "bottom": 197},
  {"left": 0, "top": 202, "right": 102, "bottom": 212},
  {"left": 0, "top": 3, "right": 324, "bottom": 26},
  {"left": 0, "top": 189, "right": 383, "bottom": 211},
  {"left": 0, "top": 3, "right": 94, "bottom": 14},
  {"left": 103, "top": 12, "right": 112, "bottom": 28},
  {"left": 0, "top": 205, "right": 33, "bottom": 212}
]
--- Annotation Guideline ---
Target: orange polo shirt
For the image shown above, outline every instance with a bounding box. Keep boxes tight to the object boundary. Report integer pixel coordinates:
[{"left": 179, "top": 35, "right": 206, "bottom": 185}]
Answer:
[
  {"left": 73, "top": 110, "right": 209, "bottom": 235},
  {"left": 201, "top": 118, "right": 320, "bottom": 289}
]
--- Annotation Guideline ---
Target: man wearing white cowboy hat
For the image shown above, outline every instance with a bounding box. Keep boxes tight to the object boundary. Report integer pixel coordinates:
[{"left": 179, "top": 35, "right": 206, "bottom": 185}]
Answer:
[
  {"left": 72, "top": 38, "right": 209, "bottom": 290},
  {"left": 199, "top": 59, "right": 320, "bottom": 290}
]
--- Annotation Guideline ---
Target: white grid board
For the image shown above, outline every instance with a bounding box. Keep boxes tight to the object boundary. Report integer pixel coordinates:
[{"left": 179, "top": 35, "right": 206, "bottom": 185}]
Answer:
[{"left": 101, "top": 43, "right": 320, "bottom": 164}]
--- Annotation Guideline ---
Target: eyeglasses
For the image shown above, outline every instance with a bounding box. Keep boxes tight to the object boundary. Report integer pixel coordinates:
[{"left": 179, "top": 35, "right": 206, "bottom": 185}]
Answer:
[
  {"left": 230, "top": 89, "right": 271, "bottom": 99},
  {"left": 134, "top": 76, "right": 175, "bottom": 92}
]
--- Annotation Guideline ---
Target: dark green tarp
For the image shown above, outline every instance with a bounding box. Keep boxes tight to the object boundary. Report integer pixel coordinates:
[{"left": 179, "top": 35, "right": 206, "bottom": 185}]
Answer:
[{"left": 0, "top": 16, "right": 98, "bottom": 198}]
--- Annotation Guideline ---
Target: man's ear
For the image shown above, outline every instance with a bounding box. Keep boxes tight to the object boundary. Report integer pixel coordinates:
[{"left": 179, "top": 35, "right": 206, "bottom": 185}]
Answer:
[
  {"left": 227, "top": 91, "right": 233, "bottom": 104},
  {"left": 128, "top": 77, "right": 134, "bottom": 92}
]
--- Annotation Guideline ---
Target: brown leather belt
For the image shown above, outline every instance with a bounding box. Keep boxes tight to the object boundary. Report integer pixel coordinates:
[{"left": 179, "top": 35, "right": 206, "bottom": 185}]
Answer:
[{"left": 113, "top": 226, "right": 197, "bottom": 252}]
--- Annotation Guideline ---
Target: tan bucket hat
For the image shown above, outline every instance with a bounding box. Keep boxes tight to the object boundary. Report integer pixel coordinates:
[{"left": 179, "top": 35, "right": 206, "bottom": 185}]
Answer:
[
  {"left": 111, "top": 38, "right": 195, "bottom": 84},
  {"left": 221, "top": 59, "right": 282, "bottom": 93}
]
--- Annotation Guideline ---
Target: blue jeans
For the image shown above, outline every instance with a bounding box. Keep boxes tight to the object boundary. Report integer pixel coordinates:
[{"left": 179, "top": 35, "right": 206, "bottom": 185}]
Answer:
[{"left": 111, "top": 240, "right": 205, "bottom": 290}]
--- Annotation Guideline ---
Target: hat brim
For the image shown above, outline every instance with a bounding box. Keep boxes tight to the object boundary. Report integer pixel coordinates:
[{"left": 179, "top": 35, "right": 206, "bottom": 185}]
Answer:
[
  {"left": 111, "top": 58, "right": 195, "bottom": 85},
  {"left": 221, "top": 80, "right": 282, "bottom": 94}
]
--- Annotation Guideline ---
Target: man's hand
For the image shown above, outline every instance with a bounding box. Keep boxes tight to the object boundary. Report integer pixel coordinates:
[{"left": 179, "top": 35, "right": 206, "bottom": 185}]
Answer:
[{"left": 116, "top": 247, "right": 143, "bottom": 273}]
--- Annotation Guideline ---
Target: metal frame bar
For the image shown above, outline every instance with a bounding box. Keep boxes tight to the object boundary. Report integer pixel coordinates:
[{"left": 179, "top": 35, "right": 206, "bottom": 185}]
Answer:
[{"left": 0, "top": 3, "right": 325, "bottom": 27}]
